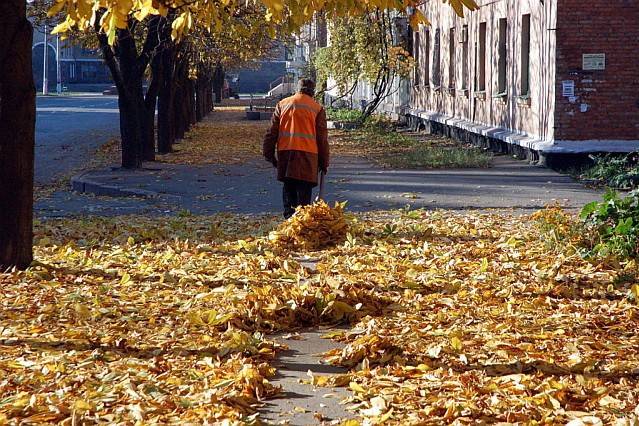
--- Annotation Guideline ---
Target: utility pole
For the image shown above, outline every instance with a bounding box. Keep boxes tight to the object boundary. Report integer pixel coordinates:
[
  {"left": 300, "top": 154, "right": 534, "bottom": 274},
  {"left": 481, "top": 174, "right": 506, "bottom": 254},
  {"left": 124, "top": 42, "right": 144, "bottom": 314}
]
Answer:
[
  {"left": 42, "top": 24, "right": 49, "bottom": 95},
  {"left": 56, "top": 34, "right": 62, "bottom": 94}
]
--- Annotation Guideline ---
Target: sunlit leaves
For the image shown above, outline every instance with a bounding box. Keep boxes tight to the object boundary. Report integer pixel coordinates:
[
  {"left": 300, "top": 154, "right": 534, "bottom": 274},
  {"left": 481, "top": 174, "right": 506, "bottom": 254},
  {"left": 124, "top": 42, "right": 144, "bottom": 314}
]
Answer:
[
  {"left": 47, "top": 0, "right": 478, "bottom": 46},
  {"left": 270, "top": 201, "right": 350, "bottom": 250},
  {"left": 1, "top": 205, "right": 639, "bottom": 422}
]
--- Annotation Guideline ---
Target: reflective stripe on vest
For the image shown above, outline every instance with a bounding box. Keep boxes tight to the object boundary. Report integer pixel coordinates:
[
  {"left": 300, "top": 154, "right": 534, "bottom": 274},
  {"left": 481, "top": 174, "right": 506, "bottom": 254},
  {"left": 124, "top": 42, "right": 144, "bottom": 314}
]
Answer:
[{"left": 277, "top": 93, "right": 321, "bottom": 154}]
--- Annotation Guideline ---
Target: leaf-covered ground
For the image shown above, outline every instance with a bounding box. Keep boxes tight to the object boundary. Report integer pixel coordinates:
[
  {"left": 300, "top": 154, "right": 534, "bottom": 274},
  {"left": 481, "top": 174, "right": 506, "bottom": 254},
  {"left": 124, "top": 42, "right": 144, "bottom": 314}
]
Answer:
[
  {"left": 35, "top": 138, "right": 120, "bottom": 201},
  {"left": 157, "top": 109, "right": 267, "bottom": 166},
  {"left": 2, "top": 208, "right": 638, "bottom": 424}
]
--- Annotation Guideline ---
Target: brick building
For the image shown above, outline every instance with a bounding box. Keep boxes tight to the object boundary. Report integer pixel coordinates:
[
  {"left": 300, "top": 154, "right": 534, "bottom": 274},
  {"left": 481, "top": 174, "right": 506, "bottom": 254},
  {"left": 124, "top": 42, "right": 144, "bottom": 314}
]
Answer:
[{"left": 408, "top": 0, "right": 639, "bottom": 162}]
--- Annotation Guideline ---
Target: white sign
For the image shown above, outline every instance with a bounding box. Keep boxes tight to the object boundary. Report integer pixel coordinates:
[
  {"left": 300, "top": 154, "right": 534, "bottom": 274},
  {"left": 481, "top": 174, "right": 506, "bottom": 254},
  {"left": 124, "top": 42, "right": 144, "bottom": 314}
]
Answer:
[
  {"left": 583, "top": 54, "right": 605, "bottom": 71},
  {"left": 562, "top": 80, "right": 575, "bottom": 97}
]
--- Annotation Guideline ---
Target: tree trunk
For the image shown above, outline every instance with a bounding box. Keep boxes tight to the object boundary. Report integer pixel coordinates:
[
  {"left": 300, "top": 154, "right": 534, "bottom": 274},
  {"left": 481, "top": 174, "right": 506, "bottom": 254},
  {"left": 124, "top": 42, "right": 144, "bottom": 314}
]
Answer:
[
  {"left": 117, "top": 53, "right": 145, "bottom": 169},
  {"left": 0, "top": 1, "right": 36, "bottom": 270},
  {"left": 187, "top": 77, "right": 196, "bottom": 126},
  {"left": 195, "top": 76, "right": 203, "bottom": 122},
  {"left": 96, "top": 16, "right": 162, "bottom": 168},
  {"left": 173, "top": 62, "right": 187, "bottom": 140},
  {"left": 157, "top": 43, "right": 176, "bottom": 154},
  {"left": 213, "top": 65, "right": 224, "bottom": 103},
  {"left": 142, "top": 102, "right": 156, "bottom": 161},
  {"left": 206, "top": 77, "right": 214, "bottom": 113},
  {"left": 142, "top": 53, "right": 163, "bottom": 161}
]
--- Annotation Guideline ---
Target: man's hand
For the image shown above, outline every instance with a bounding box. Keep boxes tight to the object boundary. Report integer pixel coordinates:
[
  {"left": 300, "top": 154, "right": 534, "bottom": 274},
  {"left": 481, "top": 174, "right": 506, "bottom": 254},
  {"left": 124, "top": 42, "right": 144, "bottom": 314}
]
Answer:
[{"left": 320, "top": 166, "right": 328, "bottom": 174}]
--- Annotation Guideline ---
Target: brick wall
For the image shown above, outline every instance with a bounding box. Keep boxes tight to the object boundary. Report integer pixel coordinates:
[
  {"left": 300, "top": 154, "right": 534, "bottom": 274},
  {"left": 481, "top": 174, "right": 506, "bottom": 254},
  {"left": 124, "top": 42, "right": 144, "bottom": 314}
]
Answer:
[{"left": 554, "top": 0, "right": 639, "bottom": 141}]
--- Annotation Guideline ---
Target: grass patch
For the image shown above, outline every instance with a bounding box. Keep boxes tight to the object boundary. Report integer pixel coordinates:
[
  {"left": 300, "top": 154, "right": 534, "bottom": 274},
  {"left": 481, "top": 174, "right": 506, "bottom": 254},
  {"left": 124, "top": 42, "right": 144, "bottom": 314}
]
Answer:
[
  {"left": 331, "top": 119, "right": 492, "bottom": 169},
  {"left": 386, "top": 145, "right": 492, "bottom": 168}
]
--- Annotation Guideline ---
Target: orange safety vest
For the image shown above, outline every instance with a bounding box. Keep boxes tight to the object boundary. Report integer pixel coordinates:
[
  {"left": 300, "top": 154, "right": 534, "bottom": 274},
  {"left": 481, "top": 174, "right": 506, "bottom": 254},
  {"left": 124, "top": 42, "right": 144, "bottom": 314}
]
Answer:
[{"left": 277, "top": 93, "right": 321, "bottom": 154}]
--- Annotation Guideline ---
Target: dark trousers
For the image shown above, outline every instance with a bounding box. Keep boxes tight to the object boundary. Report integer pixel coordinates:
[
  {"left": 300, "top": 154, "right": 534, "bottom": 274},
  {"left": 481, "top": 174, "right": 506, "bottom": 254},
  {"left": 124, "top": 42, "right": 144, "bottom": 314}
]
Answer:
[{"left": 283, "top": 178, "right": 314, "bottom": 218}]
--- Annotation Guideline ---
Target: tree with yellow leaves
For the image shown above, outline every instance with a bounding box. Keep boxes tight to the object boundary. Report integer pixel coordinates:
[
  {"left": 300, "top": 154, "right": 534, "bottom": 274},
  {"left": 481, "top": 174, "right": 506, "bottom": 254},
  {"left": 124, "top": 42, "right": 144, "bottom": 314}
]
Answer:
[
  {"left": 0, "top": 0, "right": 477, "bottom": 269},
  {"left": 314, "top": 10, "right": 416, "bottom": 120}
]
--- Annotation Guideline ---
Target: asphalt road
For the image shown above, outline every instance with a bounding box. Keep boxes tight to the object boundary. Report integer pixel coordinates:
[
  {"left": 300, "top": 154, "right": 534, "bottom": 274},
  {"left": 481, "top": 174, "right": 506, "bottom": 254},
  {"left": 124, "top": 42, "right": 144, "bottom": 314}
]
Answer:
[{"left": 35, "top": 95, "right": 120, "bottom": 184}]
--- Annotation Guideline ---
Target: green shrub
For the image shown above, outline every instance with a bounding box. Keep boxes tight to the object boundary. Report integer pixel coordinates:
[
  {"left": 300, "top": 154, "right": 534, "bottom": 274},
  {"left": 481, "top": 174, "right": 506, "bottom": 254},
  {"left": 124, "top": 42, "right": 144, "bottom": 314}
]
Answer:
[
  {"left": 580, "top": 189, "right": 639, "bottom": 259},
  {"left": 326, "top": 108, "right": 364, "bottom": 122},
  {"left": 581, "top": 153, "right": 639, "bottom": 189}
]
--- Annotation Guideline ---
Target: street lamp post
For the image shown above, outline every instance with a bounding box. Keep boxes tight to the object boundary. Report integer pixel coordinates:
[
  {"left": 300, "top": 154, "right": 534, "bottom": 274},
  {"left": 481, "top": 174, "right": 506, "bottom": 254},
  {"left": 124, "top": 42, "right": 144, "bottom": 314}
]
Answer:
[
  {"left": 56, "top": 35, "right": 62, "bottom": 94},
  {"left": 42, "top": 24, "right": 49, "bottom": 95}
]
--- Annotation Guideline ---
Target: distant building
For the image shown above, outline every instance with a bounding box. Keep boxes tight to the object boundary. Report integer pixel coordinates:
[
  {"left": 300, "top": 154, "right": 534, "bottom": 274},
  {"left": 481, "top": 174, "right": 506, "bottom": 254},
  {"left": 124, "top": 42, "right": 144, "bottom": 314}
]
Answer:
[
  {"left": 287, "top": 13, "right": 327, "bottom": 81},
  {"left": 230, "top": 17, "right": 328, "bottom": 98},
  {"left": 230, "top": 43, "right": 289, "bottom": 95},
  {"left": 32, "top": 24, "right": 112, "bottom": 92}
]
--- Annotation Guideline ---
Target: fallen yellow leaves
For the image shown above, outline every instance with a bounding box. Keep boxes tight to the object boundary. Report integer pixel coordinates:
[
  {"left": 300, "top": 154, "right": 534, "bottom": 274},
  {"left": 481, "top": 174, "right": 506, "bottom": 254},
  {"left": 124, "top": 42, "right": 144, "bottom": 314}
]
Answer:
[
  {"left": 35, "top": 138, "right": 120, "bottom": 201},
  {"left": 157, "top": 110, "right": 269, "bottom": 165},
  {"left": 318, "top": 209, "right": 639, "bottom": 424},
  {"left": 269, "top": 201, "right": 350, "bottom": 250},
  {"left": 1, "top": 208, "right": 638, "bottom": 423}
]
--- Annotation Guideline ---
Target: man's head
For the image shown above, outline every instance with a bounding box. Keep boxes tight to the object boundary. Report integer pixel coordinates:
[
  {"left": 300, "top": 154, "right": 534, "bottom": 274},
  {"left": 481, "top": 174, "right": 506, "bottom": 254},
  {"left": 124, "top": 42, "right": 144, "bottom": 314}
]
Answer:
[{"left": 297, "top": 79, "right": 316, "bottom": 97}]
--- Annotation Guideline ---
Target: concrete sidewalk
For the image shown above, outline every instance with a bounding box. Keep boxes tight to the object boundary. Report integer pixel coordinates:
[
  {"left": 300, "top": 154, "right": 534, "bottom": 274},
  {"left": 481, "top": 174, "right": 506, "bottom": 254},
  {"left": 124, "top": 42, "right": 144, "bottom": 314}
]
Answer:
[{"left": 44, "top": 154, "right": 602, "bottom": 217}]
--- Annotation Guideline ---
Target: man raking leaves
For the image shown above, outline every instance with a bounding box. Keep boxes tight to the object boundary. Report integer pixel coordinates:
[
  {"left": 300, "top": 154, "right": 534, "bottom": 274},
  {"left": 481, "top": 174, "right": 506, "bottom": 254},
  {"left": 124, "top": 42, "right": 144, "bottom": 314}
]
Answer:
[{"left": 263, "top": 79, "right": 330, "bottom": 218}]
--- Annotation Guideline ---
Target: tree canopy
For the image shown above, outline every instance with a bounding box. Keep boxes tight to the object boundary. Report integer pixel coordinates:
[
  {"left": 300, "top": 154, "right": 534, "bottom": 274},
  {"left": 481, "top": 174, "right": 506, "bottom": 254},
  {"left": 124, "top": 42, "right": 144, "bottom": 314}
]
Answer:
[{"left": 48, "top": 0, "right": 479, "bottom": 44}]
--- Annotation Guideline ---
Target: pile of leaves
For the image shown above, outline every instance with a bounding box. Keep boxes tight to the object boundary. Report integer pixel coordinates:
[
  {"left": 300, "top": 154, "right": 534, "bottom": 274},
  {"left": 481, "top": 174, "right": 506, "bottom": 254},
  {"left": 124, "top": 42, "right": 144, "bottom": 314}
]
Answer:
[
  {"left": 269, "top": 201, "right": 350, "bottom": 250},
  {"left": 2, "top": 208, "right": 639, "bottom": 424},
  {"left": 314, "top": 209, "right": 639, "bottom": 424}
]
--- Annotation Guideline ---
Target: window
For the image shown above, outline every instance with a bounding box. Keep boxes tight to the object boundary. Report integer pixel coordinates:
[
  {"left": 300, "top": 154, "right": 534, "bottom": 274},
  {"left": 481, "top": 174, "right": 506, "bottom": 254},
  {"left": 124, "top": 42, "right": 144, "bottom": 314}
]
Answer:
[
  {"left": 424, "top": 29, "right": 430, "bottom": 86},
  {"left": 497, "top": 18, "right": 507, "bottom": 94},
  {"left": 476, "top": 22, "right": 486, "bottom": 91},
  {"left": 462, "top": 25, "right": 469, "bottom": 90},
  {"left": 521, "top": 14, "right": 531, "bottom": 96},
  {"left": 433, "top": 28, "right": 441, "bottom": 87},
  {"left": 81, "top": 63, "right": 97, "bottom": 80},
  {"left": 413, "top": 30, "right": 420, "bottom": 86},
  {"left": 448, "top": 27, "right": 455, "bottom": 88}
]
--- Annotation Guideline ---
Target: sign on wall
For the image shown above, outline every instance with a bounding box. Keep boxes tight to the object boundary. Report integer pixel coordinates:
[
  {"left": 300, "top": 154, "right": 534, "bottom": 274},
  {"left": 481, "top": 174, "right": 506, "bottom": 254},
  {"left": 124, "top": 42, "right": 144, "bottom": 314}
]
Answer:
[
  {"left": 582, "top": 54, "right": 606, "bottom": 71},
  {"left": 562, "top": 80, "right": 575, "bottom": 97}
]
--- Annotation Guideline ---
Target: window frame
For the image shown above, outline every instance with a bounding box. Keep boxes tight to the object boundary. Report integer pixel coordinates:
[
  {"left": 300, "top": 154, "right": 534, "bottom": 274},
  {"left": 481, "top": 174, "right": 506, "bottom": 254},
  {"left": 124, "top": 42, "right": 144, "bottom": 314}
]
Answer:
[
  {"left": 475, "top": 22, "right": 487, "bottom": 93},
  {"left": 432, "top": 28, "right": 441, "bottom": 89},
  {"left": 461, "top": 25, "right": 469, "bottom": 91},
  {"left": 520, "top": 13, "right": 531, "bottom": 98},
  {"left": 497, "top": 17, "right": 508, "bottom": 96},
  {"left": 413, "top": 30, "right": 420, "bottom": 87},
  {"left": 448, "top": 27, "right": 456, "bottom": 89}
]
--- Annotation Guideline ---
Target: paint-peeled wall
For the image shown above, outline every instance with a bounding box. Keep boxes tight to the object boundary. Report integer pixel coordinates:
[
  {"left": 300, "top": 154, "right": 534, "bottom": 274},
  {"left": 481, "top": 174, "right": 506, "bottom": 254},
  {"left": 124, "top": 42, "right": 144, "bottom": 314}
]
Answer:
[{"left": 410, "top": 0, "right": 557, "bottom": 142}]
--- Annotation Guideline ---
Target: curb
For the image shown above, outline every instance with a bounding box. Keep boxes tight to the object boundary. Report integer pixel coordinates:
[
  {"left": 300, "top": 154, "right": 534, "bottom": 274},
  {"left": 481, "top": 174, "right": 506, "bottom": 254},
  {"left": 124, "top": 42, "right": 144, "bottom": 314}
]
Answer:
[
  {"left": 71, "top": 172, "right": 181, "bottom": 201},
  {"left": 327, "top": 120, "right": 360, "bottom": 130}
]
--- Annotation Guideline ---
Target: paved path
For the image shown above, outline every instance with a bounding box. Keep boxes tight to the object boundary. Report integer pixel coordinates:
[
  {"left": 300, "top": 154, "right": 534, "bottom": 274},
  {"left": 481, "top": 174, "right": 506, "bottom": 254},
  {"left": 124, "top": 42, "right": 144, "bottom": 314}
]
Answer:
[
  {"left": 35, "top": 95, "right": 120, "bottom": 184},
  {"left": 261, "top": 329, "right": 353, "bottom": 425},
  {"left": 37, "top": 152, "right": 601, "bottom": 217}
]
